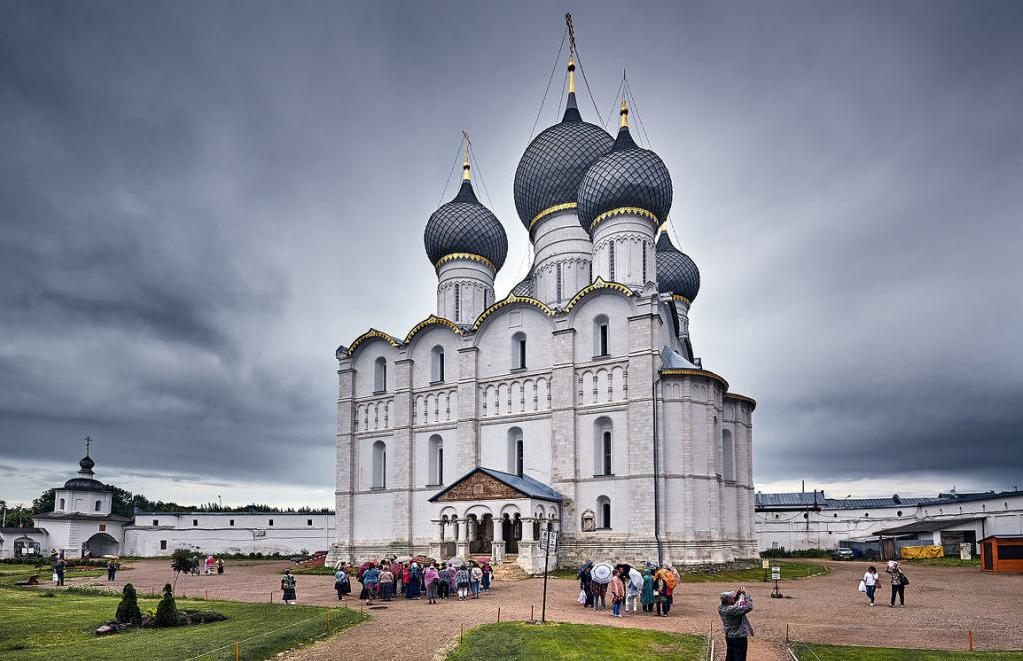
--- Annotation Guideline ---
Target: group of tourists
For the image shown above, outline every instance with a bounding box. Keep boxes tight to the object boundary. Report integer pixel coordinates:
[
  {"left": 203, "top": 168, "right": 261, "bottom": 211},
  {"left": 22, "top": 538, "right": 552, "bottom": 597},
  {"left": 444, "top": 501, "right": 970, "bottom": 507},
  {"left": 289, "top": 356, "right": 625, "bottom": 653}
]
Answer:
[
  {"left": 340, "top": 558, "right": 495, "bottom": 605},
  {"left": 860, "top": 560, "right": 910, "bottom": 607},
  {"left": 576, "top": 561, "right": 681, "bottom": 618},
  {"left": 189, "top": 553, "right": 224, "bottom": 576}
]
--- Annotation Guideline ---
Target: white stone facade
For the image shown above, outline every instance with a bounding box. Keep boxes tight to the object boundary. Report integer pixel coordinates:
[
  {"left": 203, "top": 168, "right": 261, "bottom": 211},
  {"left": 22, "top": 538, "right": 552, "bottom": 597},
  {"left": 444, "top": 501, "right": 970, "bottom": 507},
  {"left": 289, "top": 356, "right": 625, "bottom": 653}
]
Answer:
[
  {"left": 123, "top": 512, "right": 336, "bottom": 557},
  {"left": 332, "top": 222, "right": 757, "bottom": 571}
]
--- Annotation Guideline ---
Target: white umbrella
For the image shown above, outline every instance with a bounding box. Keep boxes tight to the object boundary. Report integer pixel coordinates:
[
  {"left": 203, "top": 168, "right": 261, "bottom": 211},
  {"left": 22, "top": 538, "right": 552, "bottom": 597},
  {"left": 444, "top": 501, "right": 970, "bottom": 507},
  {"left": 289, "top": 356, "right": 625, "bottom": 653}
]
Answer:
[
  {"left": 591, "top": 561, "right": 614, "bottom": 584},
  {"left": 629, "top": 568, "right": 643, "bottom": 590},
  {"left": 446, "top": 557, "right": 465, "bottom": 568}
]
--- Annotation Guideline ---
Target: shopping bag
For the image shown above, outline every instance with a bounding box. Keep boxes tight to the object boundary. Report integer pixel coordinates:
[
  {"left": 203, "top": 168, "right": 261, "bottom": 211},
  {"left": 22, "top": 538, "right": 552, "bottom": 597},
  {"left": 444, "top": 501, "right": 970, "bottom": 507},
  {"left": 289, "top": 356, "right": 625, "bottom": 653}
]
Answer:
[
  {"left": 857, "top": 579, "right": 866, "bottom": 593},
  {"left": 577, "top": 589, "right": 586, "bottom": 605},
  {"left": 53, "top": 572, "right": 59, "bottom": 582}
]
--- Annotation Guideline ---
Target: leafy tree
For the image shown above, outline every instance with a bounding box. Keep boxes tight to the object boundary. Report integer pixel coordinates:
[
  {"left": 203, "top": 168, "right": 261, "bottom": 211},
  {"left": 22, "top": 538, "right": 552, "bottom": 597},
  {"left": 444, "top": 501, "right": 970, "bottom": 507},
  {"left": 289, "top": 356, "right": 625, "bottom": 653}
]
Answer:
[
  {"left": 116, "top": 583, "right": 142, "bottom": 625},
  {"left": 31, "top": 489, "right": 55, "bottom": 514},
  {"left": 170, "top": 548, "right": 193, "bottom": 589},
  {"left": 155, "top": 583, "right": 179, "bottom": 627},
  {"left": 0, "top": 501, "right": 35, "bottom": 528}
]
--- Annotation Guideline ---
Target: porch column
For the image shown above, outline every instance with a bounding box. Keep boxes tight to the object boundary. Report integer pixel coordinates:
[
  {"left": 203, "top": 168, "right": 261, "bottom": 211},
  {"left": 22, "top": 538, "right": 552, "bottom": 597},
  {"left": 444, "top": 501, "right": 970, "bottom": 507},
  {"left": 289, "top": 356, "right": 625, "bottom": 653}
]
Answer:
[
  {"left": 492, "top": 518, "right": 505, "bottom": 564},
  {"left": 428, "top": 520, "right": 444, "bottom": 560}
]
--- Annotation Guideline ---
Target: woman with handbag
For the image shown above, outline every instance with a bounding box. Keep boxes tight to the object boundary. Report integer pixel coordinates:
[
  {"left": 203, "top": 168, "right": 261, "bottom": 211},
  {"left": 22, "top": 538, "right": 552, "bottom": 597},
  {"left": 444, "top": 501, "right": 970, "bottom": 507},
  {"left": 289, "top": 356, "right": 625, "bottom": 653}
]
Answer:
[
  {"left": 886, "top": 560, "right": 907, "bottom": 607},
  {"left": 861, "top": 566, "right": 879, "bottom": 606}
]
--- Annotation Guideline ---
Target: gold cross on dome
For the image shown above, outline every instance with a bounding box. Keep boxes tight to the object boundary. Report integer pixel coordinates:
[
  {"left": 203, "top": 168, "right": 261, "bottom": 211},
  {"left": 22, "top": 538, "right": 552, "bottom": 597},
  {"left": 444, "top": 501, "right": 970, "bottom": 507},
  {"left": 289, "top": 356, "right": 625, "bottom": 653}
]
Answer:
[{"left": 84, "top": 435, "right": 92, "bottom": 456}]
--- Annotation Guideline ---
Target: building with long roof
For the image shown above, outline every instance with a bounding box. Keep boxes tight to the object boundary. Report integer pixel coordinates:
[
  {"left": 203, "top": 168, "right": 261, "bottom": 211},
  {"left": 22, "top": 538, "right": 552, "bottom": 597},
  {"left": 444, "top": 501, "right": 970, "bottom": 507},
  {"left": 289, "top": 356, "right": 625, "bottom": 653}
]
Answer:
[{"left": 329, "top": 44, "right": 756, "bottom": 572}]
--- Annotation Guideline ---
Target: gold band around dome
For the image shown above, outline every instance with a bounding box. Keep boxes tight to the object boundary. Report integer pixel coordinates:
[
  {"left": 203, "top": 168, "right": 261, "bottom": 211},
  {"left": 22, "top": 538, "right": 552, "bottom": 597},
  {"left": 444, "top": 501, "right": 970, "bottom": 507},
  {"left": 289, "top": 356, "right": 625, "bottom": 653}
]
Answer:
[
  {"left": 589, "top": 206, "right": 659, "bottom": 232},
  {"left": 529, "top": 202, "right": 578, "bottom": 231},
  {"left": 434, "top": 252, "right": 496, "bottom": 271},
  {"left": 671, "top": 294, "right": 692, "bottom": 305}
]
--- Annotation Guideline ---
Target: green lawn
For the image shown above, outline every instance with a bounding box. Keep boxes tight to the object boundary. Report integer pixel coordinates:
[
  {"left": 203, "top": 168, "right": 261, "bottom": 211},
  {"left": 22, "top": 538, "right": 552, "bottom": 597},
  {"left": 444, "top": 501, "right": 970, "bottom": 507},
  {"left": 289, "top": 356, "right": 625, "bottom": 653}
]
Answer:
[
  {"left": 0, "top": 564, "right": 104, "bottom": 586},
  {"left": 794, "top": 642, "right": 1023, "bottom": 660},
  {"left": 446, "top": 622, "right": 706, "bottom": 660},
  {"left": 900, "top": 557, "right": 981, "bottom": 568},
  {"left": 679, "top": 560, "right": 828, "bottom": 583},
  {"left": 292, "top": 565, "right": 339, "bottom": 575},
  {"left": 0, "top": 586, "right": 366, "bottom": 660}
]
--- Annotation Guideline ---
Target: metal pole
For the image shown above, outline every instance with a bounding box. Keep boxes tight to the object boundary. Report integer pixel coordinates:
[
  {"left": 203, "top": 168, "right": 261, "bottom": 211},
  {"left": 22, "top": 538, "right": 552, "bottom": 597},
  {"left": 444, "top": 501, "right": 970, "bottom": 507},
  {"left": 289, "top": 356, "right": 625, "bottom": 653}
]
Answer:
[{"left": 541, "top": 521, "right": 551, "bottom": 623}]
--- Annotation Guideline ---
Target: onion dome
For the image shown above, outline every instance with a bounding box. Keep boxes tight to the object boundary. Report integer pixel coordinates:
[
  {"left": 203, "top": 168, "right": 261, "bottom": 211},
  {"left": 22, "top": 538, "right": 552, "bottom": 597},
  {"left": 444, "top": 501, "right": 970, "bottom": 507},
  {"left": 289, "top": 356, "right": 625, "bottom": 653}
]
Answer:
[
  {"left": 79, "top": 455, "right": 95, "bottom": 472},
  {"left": 64, "top": 476, "right": 107, "bottom": 492},
  {"left": 656, "top": 232, "right": 700, "bottom": 302},
  {"left": 511, "top": 273, "right": 535, "bottom": 297},
  {"left": 577, "top": 99, "right": 672, "bottom": 234},
  {"left": 424, "top": 143, "right": 508, "bottom": 272},
  {"left": 513, "top": 56, "right": 613, "bottom": 233}
]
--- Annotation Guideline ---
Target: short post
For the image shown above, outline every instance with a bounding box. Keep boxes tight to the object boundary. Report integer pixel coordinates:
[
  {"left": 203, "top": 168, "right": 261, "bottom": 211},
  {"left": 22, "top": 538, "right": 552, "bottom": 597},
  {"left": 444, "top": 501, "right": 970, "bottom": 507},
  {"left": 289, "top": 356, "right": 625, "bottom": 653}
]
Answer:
[
  {"left": 460, "top": 622, "right": 464, "bottom": 644},
  {"left": 968, "top": 628, "right": 974, "bottom": 652},
  {"left": 327, "top": 610, "right": 331, "bottom": 630},
  {"left": 786, "top": 623, "right": 790, "bottom": 643},
  {"left": 531, "top": 604, "right": 534, "bottom": 621},
  {"left": 204, "top": 588, "right": 208, "bottom": 600},
  {"left": 234, "top": 641, "right": 240, "bottom": 661},
  {"left": 270, "top": 592, "right": 273, "bottom": 603},
  {"left": 497, "top": 606, "right": 501, "bottom": 623}
]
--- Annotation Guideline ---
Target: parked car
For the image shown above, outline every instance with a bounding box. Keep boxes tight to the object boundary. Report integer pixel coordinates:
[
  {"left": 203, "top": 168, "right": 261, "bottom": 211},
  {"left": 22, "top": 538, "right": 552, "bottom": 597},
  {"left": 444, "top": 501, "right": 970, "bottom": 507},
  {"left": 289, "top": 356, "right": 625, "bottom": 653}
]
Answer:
[{"left": 832, "top": 548, "right": 855, "bottom": 560}]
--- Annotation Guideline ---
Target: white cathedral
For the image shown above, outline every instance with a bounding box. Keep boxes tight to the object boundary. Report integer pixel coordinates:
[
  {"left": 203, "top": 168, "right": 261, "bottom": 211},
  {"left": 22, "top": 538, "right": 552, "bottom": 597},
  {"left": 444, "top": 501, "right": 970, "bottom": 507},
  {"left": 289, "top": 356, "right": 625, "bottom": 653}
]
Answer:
[{"left": 329, "top": 53, "right": 756, "bottom": 572}]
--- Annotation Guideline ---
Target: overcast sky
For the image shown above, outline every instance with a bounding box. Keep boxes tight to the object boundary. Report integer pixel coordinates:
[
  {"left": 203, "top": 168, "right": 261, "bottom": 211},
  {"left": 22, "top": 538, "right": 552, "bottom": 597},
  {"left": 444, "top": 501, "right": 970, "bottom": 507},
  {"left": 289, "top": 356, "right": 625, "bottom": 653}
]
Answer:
[{"left": 2, "top": 1, "right": 1022, "bottom": 507}]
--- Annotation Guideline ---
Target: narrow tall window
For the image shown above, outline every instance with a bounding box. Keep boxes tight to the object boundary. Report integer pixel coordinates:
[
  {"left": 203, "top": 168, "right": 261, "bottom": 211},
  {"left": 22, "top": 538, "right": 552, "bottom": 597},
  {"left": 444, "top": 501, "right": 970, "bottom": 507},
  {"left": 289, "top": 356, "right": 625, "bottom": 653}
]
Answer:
[
  {"left": 609, "top": 242, "right": 616, "bottom": 280},
  {"left": 95, "top": 500, "right": 102, "bottom": 511},
  {"left": 598, "top": 496, "right": 612, "bottom": 529},
  {"left": 431, "top": 345, "right": 445, "bottom": 383},
  {"left": 374, "top": 357, "right": 387, "bottom": 392},
  {"left": 512, "top": 332, "right": 527, "bottom": 369},
  {"left": 372, "top": 440, "right": 387, "bottom": 489},
  {"left": 428, "top": 435, "right": 444, "bottom": 485},
  {"left": 594, "top": 315, "right": 609, "bottom": 356},
  {"left": 556, "top": 263, "right": 563, "bottom": 301},
  {"left": 508, "top": 427, "right": 524, "bottom": 476},
  {"left": 454, "top": 284, "right": 461, "bottom": 322},
  {"left": 722, "top": 429, "right": 735, "bottom": 481},
  {"left": 59, "top": 498, "right": 65, "bottom": 510},
  {"left": 602, "top": 431, "right": 612, "bottom": 476},
  {"left": 516, "top": 439, "right": 524, "bottom": 477},
  {"left": 642, "top": 243, "right": 648, "bottom": 282}
]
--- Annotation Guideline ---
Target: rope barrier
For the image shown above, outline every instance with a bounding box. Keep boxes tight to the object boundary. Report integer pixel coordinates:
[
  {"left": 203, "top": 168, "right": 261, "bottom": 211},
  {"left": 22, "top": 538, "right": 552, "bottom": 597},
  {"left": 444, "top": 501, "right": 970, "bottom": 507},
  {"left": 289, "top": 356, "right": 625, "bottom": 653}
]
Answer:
[{"left": 181, "top": 608, "right": 348, "bottom": 661}]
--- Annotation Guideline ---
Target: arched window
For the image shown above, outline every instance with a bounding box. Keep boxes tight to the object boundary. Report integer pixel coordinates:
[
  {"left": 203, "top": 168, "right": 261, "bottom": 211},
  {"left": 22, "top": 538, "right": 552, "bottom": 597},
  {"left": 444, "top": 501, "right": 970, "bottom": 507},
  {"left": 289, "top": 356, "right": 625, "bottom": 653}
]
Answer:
[
  {"left": 608, "top": 241, "right": 616, "bottom": 280},
  {"left": 642, "top": 242, "right": 648, "bottom": 282},
  {"left": 431, "top": 345, "right": 445, "bottom": 383},
  {"left": 593, "top": 315, "right": 609, "bottom": 357},
  {"left": 59, "top": 498, "right": 65, "bottom": 510},
  {"left": 507, "top": 427, "right": 524, "bottom": 477},
  {"left": 95, "top": 500, "right": 102, "bottom": 512},
  {"left": 374, "top": 357, "right": 387, "bottom": 392},
  {"left": 597, "top": 496, "right": 611, "bottom": 529},
  {"left": 594, "top": 417, "right": 613, "bottom": 476},
  {"left": 511, "top": 332, "right": 527, "bottom": 370},
  {"left": 371, "top": 440, "right": 387, "bottom": 489},
  {"left": 556, "top": 263, "right": 563, "bottom": 301},
  {"left": 722, "top": 429, "right": 734, "bottom": 481},
  {"left": 454, "top": 284, "right": 461, "bottom": 322},
  {"left": 428, "top": 434, "right": 444, "bottom": 485}
]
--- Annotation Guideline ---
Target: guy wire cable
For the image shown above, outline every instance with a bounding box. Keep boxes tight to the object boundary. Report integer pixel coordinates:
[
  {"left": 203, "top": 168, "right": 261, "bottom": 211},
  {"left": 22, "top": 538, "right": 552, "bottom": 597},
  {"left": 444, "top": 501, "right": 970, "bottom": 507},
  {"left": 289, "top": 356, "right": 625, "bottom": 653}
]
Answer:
[
  {"left": 527, "top": 28, "right": 568, "bottom": 143},
  {"left": 435, "top": 136, "right": 466, "bottom": 209}
]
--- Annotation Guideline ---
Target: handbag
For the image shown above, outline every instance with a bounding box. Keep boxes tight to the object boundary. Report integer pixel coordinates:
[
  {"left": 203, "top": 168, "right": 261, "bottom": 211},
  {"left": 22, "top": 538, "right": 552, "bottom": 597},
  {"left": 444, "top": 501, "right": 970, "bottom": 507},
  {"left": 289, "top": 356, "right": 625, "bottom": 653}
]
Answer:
[
  {"left": 577, "top": 589, "right": 586, "bottom": 605},
  {"left": 900, "top": 572, "right": 909, "bottom": 586},
  {"left": 857, "top": 579, "right": 866, "bottom": 593}
]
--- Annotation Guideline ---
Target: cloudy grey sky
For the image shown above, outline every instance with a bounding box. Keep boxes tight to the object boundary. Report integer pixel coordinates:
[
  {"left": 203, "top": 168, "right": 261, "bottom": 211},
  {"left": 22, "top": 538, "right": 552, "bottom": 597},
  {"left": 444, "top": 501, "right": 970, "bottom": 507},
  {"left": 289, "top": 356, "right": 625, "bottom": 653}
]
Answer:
[{"left": 2, "top": 1, "right": 1022, "bottom": 507}]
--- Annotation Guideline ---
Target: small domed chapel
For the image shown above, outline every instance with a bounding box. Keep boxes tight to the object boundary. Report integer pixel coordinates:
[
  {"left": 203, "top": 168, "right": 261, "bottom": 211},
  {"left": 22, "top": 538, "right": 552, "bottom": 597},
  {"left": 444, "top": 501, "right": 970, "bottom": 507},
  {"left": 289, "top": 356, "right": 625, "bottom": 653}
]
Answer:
[{"left": 330, "top": 44, "right": 756, "bottom": 571}]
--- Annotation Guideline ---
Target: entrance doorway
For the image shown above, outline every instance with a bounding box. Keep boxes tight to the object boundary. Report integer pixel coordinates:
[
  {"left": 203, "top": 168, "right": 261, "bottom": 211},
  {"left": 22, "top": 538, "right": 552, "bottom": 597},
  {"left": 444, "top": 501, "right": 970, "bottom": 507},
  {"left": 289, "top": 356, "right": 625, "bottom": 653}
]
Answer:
[
  {"left": 502, "top": 513, "right": 522, "bottom": 555},
  {"left": 469, "top": 514, "right": 494, "bottom": 555}
]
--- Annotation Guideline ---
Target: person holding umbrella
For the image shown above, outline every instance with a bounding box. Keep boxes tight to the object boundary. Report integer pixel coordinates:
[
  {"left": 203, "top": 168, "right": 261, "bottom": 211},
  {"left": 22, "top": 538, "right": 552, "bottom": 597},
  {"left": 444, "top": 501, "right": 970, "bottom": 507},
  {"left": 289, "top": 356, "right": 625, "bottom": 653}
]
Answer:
[
  {"left": 590, "top": 561, "right": 613, "bottom": 610},
  {"left": 626, "top": 567, "right": 642, "bottom": 614}
]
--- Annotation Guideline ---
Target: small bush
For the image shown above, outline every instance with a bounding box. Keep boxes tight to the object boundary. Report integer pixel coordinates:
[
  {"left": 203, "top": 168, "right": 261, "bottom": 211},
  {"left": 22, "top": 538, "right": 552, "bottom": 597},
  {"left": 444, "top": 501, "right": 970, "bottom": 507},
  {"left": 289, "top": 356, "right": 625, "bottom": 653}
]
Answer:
[
  {"left": 155, "top": 583, "right": 179, "bottom": 627},
  {"left": 116, "top": 583, "right": 142, "bottom": 625},
  {"left": 185, "top": 610, "right": 228, "bottom": 624}
]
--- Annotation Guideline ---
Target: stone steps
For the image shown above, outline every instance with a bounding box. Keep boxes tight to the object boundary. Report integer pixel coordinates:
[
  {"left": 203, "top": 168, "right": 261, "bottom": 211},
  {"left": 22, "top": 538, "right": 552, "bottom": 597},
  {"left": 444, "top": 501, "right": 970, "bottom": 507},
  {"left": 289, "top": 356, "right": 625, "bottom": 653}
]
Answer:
[{"left": 492, "top": 561, "right": 531, "bottom": 582}]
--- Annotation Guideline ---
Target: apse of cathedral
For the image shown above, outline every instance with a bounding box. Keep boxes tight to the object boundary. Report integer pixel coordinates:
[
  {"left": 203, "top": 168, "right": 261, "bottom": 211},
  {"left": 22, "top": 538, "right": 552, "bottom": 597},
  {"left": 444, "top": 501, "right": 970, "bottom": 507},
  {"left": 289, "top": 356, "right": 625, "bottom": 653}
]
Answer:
[{"left": 329, "top": 28, "right": 756, "bottom": 570}]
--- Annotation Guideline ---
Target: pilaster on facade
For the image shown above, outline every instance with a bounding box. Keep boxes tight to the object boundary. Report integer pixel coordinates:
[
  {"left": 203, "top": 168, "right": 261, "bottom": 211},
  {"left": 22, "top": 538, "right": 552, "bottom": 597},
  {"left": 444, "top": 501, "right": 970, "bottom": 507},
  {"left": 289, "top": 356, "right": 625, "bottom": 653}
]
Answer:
[{"left": 456, "top": 343, "right": 480, "bottom": 475}]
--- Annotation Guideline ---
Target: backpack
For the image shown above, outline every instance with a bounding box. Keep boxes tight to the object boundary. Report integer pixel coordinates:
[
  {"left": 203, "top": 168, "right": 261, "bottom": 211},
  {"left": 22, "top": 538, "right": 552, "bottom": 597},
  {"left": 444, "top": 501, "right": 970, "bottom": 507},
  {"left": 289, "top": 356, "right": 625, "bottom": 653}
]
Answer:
[{"left": 899, "top": 571, "right": 909, "bottom": 586}]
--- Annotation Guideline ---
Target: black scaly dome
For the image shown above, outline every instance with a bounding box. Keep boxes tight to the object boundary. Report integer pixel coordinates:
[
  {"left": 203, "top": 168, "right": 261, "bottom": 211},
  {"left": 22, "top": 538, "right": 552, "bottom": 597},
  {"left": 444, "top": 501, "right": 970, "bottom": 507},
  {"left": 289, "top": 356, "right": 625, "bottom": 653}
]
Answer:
[
  {"left": 577, "top": 104, "right": 672, "bottom": 234},
  {"left": 513, "top": 89, "right": 613, "bottom": 233},
  {"left": 64, "top": 452, "right": 107, "bottom": 492},
  {"left": 424, "top": 178, "right": 508, "bottom": 271},
  {"left": 656, "top": 233, "right": 700, "bottom": 302}
]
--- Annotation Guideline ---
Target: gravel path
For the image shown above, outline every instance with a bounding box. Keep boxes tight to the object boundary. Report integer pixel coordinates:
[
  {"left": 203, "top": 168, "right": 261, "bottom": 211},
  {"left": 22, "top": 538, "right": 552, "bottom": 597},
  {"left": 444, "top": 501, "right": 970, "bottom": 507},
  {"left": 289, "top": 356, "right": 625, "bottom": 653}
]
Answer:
[{"left": 69, "top": 559, "right": 1023, "bottom": 660}]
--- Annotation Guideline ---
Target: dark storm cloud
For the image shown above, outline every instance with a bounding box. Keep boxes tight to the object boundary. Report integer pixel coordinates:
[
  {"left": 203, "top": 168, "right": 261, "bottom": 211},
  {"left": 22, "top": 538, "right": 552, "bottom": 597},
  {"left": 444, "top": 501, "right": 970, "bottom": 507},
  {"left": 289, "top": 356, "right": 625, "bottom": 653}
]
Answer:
[{"left": 1, "top": 0, "right": 1021, "bottom": 503}]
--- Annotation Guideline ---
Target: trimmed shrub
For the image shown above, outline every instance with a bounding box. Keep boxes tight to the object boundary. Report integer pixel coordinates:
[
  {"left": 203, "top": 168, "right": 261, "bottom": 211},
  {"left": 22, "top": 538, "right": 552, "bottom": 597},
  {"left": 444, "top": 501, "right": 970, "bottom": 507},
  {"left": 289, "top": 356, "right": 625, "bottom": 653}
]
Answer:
[
  {"left": 116, "top": 583, "right": 142, "bottom": 625},
  {"left": 155, "top": 583, "right": 179, "bottom": 627}
]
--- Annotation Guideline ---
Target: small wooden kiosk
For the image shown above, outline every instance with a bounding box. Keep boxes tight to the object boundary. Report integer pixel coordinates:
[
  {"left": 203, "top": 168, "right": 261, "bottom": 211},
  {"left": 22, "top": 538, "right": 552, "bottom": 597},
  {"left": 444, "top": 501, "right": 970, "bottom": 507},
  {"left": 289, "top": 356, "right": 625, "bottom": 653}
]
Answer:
[{"left": 980, "top": 535, "right": 1023, "bottom": 573}]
